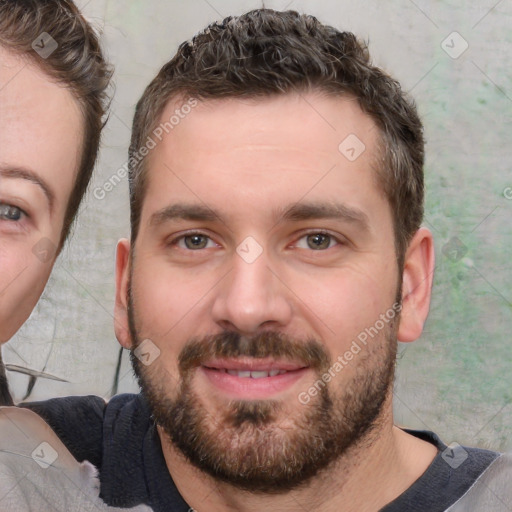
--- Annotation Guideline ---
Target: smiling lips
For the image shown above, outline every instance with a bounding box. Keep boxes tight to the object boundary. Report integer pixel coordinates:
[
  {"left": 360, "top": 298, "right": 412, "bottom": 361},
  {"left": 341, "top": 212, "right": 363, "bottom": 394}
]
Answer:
[
  {"left": 201, "top": 358, "right": 309, "bottom": 399},
  {"left": 219, "top": 369, "right": 287, "bottom": 378},
  {"left": 203, "top": 357, "right": 306, "bottom": 373}
]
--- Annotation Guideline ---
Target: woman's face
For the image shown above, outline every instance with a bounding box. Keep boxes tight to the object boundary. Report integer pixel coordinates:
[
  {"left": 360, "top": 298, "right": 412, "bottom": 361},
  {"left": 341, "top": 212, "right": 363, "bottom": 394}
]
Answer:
[{"left": 0, "top": 46, "right": 83, "bottom": 342}]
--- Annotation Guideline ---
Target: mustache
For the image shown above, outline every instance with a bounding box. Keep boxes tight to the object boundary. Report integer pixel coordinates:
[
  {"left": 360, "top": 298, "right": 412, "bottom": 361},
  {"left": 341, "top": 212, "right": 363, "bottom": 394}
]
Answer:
[{"left": 178, "top": 331, "right": 331, "bottom": 373}]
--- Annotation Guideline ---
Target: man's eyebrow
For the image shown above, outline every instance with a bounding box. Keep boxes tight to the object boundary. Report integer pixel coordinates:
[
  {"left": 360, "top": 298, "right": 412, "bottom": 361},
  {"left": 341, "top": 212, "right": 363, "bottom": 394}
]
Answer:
[
  {"left": 150, "top": 203, "right": 222, "bottom": 227},
  {"left": 278, "top": 202, "right": 370, "bottom": 230},
  {"left": 0, "top": 165, "right": 55, "bottom": 210},
  {"left": 150, "top": 202, "right": 370, "bottom": 231}
]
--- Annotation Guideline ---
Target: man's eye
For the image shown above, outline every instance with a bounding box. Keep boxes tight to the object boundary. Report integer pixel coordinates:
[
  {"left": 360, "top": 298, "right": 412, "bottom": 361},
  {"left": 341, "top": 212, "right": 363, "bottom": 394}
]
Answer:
[
  {"left": 0, "top": 203, "right": 24, "bottom": 221},
  {"left": 176, "top": 234, "right": 215, "bottom": 250},
  {"left": 296, "top": 232, "right": 338, "bottom": 250}
]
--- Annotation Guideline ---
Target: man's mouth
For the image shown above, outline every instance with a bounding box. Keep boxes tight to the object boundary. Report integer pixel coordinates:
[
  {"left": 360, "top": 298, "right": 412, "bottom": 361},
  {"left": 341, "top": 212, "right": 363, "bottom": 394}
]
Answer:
[
  {"left": 217, "top": 369, "right": 288, "bottom": 378},
  {"left": 199, "top": 358, "right": 310, "bottom": 399},
  {"left": 203, "top": 358, "right": 306, "bottom": 374}
]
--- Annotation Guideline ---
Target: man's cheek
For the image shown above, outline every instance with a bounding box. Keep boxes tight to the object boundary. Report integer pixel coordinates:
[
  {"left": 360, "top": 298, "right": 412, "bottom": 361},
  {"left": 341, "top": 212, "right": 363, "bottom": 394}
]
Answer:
[
  {"left": 132, "top": 281, "right": 179, "bottom": 334},
  {"left": 136, "top": 346, "right": 182, "bottom": 392},
  {"left": 134, "top": 271, "right": 209, "bottom": 327}
]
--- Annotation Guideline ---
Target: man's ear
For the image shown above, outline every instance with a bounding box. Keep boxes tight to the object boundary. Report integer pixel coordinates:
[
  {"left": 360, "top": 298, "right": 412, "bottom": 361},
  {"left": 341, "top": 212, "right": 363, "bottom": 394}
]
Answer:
[
  {"left": 114, "top": 238, "right": 132, "bottom": 349},
  {"left": 397, "top": 227, "right": 435, "bottom": 343}
]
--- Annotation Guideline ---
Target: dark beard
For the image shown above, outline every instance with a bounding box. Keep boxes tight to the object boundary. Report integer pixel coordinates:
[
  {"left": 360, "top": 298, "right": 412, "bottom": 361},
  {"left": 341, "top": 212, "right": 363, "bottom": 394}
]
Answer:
[{"left": 129, "top": 298, "right": 397, "bottom": 493}]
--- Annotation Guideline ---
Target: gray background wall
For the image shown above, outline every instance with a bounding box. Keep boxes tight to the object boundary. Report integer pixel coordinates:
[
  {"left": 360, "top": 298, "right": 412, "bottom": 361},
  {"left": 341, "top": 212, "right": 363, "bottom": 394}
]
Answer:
[{"left": 4, "top": 0, "right": 512, "bottom": 451}]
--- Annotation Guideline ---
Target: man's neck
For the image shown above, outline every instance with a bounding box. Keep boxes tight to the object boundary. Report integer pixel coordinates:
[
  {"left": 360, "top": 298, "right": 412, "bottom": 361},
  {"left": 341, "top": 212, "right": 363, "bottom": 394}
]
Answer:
[{"left": 158, "top": 409, "right": 437, "bottom": 512}]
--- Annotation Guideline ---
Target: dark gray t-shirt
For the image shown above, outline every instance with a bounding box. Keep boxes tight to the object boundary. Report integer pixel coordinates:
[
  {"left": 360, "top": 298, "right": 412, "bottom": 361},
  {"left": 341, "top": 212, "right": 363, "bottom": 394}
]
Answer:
[{"left": 24, "top": 394, "right": 499, "bottom": 511}]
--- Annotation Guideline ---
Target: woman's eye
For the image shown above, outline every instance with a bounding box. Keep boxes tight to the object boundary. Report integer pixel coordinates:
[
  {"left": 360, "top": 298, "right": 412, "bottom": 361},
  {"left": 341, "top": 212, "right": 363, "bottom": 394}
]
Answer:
[
  {"left": 176, "top": 234, "right": 216, "bottom": 250},
  {"left": 0, "top": 203, "right": 23, "bottom": 221},
  {"left": 296, "top": 233, "right": 339, "bottom": 250}
]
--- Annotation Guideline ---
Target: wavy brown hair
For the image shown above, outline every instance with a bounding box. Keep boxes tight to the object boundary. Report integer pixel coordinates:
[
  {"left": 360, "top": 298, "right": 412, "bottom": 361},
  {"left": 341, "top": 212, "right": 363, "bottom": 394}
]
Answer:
[{"left": 0, "top": 0, "right": 112, "bottom": 404}]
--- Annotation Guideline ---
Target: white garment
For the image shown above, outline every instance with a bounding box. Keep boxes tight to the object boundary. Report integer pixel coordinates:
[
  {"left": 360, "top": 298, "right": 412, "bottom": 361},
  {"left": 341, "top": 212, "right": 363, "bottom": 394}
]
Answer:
[
  {"left": 446, "top": 452, "right": 512, "bottom": 511},
  {"left": 0, "top": 407, "right": 152, "bottom": 511}
]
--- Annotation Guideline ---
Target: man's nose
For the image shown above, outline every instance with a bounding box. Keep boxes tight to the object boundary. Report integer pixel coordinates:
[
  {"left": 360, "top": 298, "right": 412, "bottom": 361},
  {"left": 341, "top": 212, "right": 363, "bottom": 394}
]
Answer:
[{"left": 211, "top": 246, "right": 293, "bottom": 335}]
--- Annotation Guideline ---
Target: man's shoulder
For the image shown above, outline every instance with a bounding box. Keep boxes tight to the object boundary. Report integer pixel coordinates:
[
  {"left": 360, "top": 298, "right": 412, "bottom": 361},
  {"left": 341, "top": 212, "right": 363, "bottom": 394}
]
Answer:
[
  {"left": 22, "top": 392, "right": 144, "bottom": 423},
  {"left": 21, "top": 393, "right": 145, "bottom": 468},
  {"left": 102, "top": 393, "right": 153, "bottom": 441},
  {"left": 383, "top": 429, "right": 500, "bottom": 512},
  {"left": 407, "top": 428, "right": 499, "bottom": 471},
  {"left": 22, "top": 394, "right": 107, "bottom": 419},
  {"left": 23, "top": 394, "right": 164, "bottom": 509},
  {"left": 446, "top": 452, "right": 512, "bottom": 511}
]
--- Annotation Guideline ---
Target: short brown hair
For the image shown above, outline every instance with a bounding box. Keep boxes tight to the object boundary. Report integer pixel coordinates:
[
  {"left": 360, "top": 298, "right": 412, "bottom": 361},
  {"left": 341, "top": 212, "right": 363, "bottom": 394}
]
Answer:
[
  {"left": 0, "top": 0, "right": 112, "bottom": 247},
  {"left": 129, "top": 9, "right": 424, "bottom": 263}
]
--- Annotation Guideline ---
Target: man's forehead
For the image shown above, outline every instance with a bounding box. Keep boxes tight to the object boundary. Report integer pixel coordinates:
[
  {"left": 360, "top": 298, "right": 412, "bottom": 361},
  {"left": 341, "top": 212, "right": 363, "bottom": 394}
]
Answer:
[
  {"left": 152, "top": 92, "right": 378, "bottom": 163},
  {"left": 139, "top": 92, "right": 384, "bottom": 221},
  {"left": 158, "top": 88, "right": 374, "bottom": 133}
]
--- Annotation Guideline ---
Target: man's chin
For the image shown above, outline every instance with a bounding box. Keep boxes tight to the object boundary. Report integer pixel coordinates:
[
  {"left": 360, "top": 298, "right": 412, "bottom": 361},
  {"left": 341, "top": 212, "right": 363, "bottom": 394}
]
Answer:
[
  {"left": 150, "top": 382, "right": 352, "bottom": 493},
  {"left": 137, "top": 361, "right": 394, "bottom": 493}
]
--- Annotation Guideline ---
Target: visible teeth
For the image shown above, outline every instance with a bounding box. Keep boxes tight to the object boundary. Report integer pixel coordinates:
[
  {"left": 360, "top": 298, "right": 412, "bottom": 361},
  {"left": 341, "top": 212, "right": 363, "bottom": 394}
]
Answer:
[
  {"left": 250, "top": 371, "right": 268, "bottom": 379},
  {"left": 225, "top": 369, "right": 288, "bottom": 378}
]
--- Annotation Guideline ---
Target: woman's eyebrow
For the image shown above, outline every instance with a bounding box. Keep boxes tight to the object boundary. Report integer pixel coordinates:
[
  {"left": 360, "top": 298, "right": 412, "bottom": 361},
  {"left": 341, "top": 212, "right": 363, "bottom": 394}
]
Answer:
[{"left": 0, "top": 164, "right": 55, "bottom": 211}]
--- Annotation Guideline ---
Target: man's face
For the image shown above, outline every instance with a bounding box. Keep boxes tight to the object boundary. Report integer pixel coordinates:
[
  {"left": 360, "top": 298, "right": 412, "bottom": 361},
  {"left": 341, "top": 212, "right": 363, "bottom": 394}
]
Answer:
[
  {"left": 118, "top": 93, "right": 404, "bottom": 490},
  {"left": 0, "top": 47, "right": 81, "bottom": 343}
]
